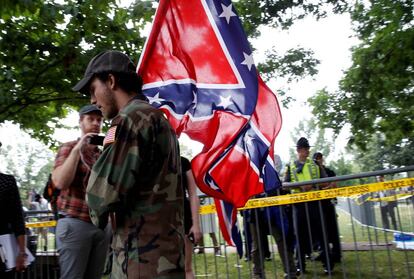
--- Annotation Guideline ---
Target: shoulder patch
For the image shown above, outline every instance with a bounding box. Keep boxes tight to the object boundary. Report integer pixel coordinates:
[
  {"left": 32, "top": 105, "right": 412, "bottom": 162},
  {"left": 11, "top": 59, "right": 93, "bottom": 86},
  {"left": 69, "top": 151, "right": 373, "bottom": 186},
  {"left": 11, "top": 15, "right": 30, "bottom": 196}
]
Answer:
[{"left": 103, "top": 126, "right": 117, "bottom": 146}]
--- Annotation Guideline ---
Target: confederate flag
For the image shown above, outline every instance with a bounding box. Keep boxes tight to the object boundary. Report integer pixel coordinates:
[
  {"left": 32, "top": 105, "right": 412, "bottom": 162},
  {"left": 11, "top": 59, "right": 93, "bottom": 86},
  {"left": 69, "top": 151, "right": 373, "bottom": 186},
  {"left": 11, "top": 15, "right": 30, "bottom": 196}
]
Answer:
[{"left": 137, "top": 0, "right": 283, "bottom": 255}]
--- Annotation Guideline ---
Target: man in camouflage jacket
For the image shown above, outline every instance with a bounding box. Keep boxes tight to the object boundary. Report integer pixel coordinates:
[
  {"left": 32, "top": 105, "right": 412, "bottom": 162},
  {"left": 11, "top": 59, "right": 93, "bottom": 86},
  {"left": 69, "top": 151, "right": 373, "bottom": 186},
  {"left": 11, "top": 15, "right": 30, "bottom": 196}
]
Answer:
[{"left": 72, "top": 50, "right": 185, "bottom": 279}]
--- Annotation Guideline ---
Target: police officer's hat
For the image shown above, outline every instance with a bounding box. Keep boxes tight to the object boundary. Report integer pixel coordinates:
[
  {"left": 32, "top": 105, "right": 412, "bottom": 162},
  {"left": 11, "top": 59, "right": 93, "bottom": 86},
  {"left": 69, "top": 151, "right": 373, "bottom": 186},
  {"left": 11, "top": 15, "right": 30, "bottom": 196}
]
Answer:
[{"left": 296, "top": 137, "right": 311, "bottom": 148}]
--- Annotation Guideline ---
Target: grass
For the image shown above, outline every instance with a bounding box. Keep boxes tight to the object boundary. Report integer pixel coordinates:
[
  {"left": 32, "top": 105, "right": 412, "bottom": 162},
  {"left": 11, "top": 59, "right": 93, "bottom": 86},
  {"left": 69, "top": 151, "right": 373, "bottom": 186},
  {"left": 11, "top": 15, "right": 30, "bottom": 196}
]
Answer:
[
  {"left": 192, "top": 207, "right": 414, "bottom": 278},
  {"left": 337, "top": 207, "right": 395, "bottom": 244},
  {"left": 193, "top": 250, "right": 414, "bottom": 278},
  {"left": 30, "top": 200, "right": 414, "bottom": 278},
  {"left": 336, "top": 202, "right": 414, "bottom": 243}
]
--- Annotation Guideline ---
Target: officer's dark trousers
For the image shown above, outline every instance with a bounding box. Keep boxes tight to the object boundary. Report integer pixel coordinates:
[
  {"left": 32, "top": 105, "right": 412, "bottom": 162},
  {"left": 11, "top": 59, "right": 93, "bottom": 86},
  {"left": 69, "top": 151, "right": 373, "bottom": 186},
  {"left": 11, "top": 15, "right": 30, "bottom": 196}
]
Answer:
[
  {"left": 250, "top": 216, "right": 296, "bottom": 278},
  {"left": 380, "top": 204, "right": 398, "bottom": 230},
  {"left": 292, "top": 201, "right": 332, "bottom": 272},
  {"left": 322, "top": 199, "right": 342, "bottom": 262}
]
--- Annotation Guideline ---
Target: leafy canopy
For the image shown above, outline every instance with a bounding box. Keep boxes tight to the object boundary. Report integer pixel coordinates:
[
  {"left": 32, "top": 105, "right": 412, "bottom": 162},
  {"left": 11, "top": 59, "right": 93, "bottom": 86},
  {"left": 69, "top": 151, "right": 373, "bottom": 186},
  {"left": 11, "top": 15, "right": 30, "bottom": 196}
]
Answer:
[
  {"left": 309, "top": 0, "right": 414, "bottom": 149},
  {"left": 0, "top": 0, "right": 153, "bottom": 146},
  {"left": 1, "top": 0, "right": 346, "bottom": 147},
  {"left": 0, "top": 135, "right": 54, "bottom": 205}
]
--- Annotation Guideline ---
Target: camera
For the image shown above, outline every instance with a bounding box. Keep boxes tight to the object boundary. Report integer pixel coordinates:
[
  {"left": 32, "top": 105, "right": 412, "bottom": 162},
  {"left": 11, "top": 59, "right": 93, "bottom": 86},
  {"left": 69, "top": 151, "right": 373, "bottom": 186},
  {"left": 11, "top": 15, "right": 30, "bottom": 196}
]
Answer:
[{"left": 89, "top": 135, "right": 105, "bottom": 146}]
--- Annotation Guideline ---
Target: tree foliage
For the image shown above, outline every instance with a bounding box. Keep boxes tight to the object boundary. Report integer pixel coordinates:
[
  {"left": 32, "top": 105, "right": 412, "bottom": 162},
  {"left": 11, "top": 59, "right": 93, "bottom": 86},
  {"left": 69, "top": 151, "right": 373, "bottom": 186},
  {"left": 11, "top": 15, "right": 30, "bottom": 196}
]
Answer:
[
  {"left": 287, "top": 117, "right": 334, "bottom": 161},
  {"left": 236, "top": 0, "right": 346, "bottom": 107},
  {"left": 257, "top": 47, "right": 320, "bottom": 107},
  {"left": 234, "top": 0, "right": 348, "bottom": 37},
  {"left": 0, "top": 140, "right": 54, "bottom": 206},
  {"left": 1, "top": 0, "right": 347, "bottom": 146},
  {"left": 0, "top": 0, "right": 153, "bottom": 146},
  {"left": 351, "top": 133, "right": 414, "bottom": 170},
  {"left": 329, "top": 154, "right": 355, "bottom": 176},
  {"left": 309, "top": 0, "right": 414, "bottom": 148}
]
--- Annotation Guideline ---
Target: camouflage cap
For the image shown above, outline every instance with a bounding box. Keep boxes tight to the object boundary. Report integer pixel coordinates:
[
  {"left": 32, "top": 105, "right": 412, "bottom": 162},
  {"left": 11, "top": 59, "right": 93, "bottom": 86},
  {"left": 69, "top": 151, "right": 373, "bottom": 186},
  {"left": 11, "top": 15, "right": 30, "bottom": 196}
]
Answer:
[{"left": 72, "top": 50, "right": 136, "bottom": 93}]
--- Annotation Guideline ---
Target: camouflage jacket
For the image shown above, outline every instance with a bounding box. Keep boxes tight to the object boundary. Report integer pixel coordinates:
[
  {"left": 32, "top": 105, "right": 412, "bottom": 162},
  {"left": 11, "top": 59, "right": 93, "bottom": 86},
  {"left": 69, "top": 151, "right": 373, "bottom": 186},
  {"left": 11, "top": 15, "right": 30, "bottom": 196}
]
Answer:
[{"left": 86, "top": 98, "right": 185, "bottom": 279}]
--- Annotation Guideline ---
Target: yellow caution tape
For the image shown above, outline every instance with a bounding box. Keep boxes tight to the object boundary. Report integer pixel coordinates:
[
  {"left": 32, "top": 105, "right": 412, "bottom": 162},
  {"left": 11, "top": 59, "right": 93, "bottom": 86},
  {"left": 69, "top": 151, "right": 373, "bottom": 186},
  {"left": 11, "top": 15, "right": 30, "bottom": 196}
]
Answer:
[
  {"left": 199, "top": 177, "right": 414, "bottom": 215},
  {"left": 352, "top": 195, "right": 372, "bottom": 205},
  {"left": 26, "top": 220, "right": 56, "bottom": 228},
  {"left": 25, "top": 178, "right": 413, "bottom": 224},
  {"left": 349, "top": 191, "right": 413, "bottom": 205},
  {"left": 366, "top": 193, "right": 413, "bottom": 203}
]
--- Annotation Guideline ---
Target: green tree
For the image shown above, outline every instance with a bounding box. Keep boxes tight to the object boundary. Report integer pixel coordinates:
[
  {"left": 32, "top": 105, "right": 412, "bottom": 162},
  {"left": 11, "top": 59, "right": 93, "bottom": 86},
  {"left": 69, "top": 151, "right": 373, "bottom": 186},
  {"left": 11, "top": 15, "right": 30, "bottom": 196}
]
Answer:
[
  {"left": 257, "top": 48, "right": 320, "bottom": 107},
  {"left": 287, "top": 117, "right": 334, "bottom": 161},
  {"left": 309, "top": 0, "right": 414, "bottom": 149},
  {"left": 0, "top": 0, "right": 154, "bottom": 146},
  {"left": 0, "top": 137, "right": 54, "bottom": 206},
  {"left": 329, "top": 154, "right": 355, "bottom": 176},
  {"left": 234, "top": 0, "right": 348, "bottom": 37},
  {"left": 1, "top": 0, "right": 347, "bottom": 146},
  {"left": 328, "top": 153, "right": 360, "bottom": 186},
  {"left": 236, "top": 0, "right": 347, "bottom": 108},
  {"left": 350, "top": 133, "right": 414, "bottom": 170},
  {"left": 235, "top": 0, "right": 347, "bottom": 107}
]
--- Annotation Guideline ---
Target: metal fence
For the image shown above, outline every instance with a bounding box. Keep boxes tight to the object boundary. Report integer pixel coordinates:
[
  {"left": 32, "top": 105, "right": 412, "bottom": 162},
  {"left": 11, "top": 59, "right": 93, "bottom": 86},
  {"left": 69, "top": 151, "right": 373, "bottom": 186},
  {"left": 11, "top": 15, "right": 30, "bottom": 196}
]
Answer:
[
  {"left": 15, "top": 167, "right": 414, "bottom": 278},
  {"left": 15, "top": 211, "right": 59, "bottom": 279},
  {"left": 194, "top": 166, "right": 414, "bottom": 279},
  {"left": 193, "top": 199, "right": 414, "bottom": 279}
]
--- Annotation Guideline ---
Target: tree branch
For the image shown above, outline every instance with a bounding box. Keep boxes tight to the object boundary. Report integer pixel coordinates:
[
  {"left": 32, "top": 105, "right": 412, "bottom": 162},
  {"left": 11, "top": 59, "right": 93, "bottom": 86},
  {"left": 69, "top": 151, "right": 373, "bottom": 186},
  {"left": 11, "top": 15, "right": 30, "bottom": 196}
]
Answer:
[{"left": 0, "top": 96, "right": 86, "bottom": 122}]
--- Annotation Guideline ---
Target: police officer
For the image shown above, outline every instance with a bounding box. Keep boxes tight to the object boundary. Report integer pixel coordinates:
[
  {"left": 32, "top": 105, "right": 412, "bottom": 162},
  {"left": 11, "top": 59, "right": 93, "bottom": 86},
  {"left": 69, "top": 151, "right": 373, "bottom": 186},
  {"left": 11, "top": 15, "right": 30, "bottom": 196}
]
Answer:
[
  {"left": 284, "top": 137, "right": 333, "bottom": 275},
  {"left": 313, "top": 152, "right": 342, "bottom": 263}
]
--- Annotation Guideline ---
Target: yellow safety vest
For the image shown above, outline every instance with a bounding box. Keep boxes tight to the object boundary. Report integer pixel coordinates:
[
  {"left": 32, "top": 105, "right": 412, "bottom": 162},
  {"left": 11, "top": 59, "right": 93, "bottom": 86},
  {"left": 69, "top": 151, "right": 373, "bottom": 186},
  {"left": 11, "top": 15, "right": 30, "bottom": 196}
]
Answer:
[{"left": 289, "top": 158, "right": 320, "bottom": 193}]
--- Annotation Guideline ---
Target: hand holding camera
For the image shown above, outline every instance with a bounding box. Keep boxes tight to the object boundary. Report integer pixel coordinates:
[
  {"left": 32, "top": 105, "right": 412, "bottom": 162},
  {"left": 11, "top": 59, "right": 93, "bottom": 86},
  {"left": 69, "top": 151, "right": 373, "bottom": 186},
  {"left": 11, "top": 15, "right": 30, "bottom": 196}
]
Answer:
[{"left": 89, "top": 135, "right": 105, "bottom": 146}]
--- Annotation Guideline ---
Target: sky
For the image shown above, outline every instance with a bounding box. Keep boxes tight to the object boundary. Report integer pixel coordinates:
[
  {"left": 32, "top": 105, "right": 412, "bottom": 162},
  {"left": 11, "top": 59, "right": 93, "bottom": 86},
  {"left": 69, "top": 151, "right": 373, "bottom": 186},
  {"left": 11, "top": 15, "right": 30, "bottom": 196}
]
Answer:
[
  {"left": 0, "top": 4, "right": 359, "bottom": 173},
  {"left": 180, "top": 12, "right": 359, "bottom": 162},
  {"left": 0, "top": 122, "right": 53, "bottom": 174},
  {"left": 255, "top": 14, "right": 359, "bottom": 162}
]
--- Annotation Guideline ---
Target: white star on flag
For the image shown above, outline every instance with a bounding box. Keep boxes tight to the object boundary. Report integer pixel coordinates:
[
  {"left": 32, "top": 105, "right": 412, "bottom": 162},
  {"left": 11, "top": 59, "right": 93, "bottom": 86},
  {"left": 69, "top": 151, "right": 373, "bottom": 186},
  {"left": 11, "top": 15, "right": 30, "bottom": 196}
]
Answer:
[
  {"left": 191, "top": 90, "right": 198, "bottom": 108},
  {"left": 207, "top": 179, "right": 219, "bottom": 190},
  {"left": 244, "top": 134, "right": 255, "bottom": 146},
  {"left": 147, "top": 92, "right": 164, "bottom": 105},
  {"left": 241, "top": 52, "right": 255, "bottom": 71},
  {"left": 219, "top": 3, "right": 237, "bottom": 24},
  {"left": 218, "top": 95, "right": 232, "bottom": 109}
]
